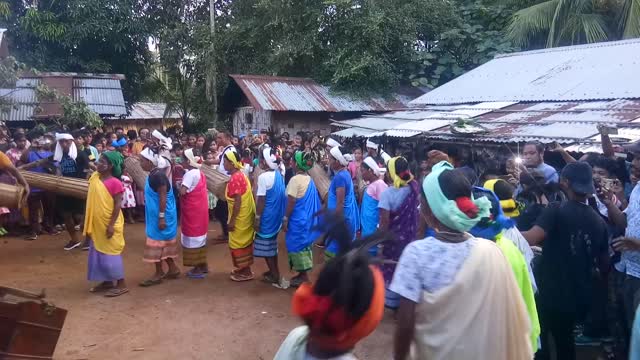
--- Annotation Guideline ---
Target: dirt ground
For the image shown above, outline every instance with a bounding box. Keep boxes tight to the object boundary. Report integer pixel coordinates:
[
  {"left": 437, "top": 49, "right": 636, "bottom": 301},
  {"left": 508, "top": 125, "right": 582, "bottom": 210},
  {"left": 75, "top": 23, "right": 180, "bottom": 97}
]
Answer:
[{"left": 0, "top": 222, "right": 396, "bottom": 360}]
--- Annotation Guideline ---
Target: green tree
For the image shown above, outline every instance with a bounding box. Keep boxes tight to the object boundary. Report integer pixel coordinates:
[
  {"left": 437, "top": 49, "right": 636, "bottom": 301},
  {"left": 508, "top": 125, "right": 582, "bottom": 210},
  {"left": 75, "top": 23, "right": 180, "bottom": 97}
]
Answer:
[
  {"left": 2, "top": 0, "right": 152, "bottom": 103},
  {"left": 506, "top": 0, "right": 640, "bottom": 47},
  {"left": 407, "top": 1, "right": 518, "bottom": 89}
]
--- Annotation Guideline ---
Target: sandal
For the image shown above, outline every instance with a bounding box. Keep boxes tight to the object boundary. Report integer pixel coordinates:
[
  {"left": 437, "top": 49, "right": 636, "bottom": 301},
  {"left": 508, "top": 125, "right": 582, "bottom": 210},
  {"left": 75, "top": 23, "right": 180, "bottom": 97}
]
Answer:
[
  {"left": 25, "top": 234, "right": 38, "bottom": 241},
  {"left": 186, "top": 269, "right": 206, "bottom": 279},
  {"left": 139, "top": 278, "right": 163, "bottom": 287},
  {"left": 104, "top": 288, "right": 129, "bottom": 297},
  {"left": 230, "top": 272, "right": 254, "bottom": 282},
  {"left": 162, "top": 271, "right": 181, "bottom": 280},
  {"left": 289, "top": 277, "right": 308, "bottom": 288},
  {"left": 89, "top": 282, "right": 115, "bottom": 293},
  {"left": 261, "top": 273, "right": 278, "bottom": 284}
]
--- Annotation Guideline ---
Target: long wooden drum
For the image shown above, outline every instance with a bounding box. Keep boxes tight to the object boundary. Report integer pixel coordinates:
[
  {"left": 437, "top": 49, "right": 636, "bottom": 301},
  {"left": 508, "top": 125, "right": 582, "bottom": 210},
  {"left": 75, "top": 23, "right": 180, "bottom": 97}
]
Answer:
[
  {"left": 0, "top": 286, "right": 67, "bottom": 360},
  {"left": 308, "top": 164, "right": 329, "bottom": 202},
  {"left": 20, "top": 171, "right": 89, "bottom": 199},
  {"left": 0, "top": 183, "right": 25, "bottom": 208},
  {"left": 123, "top": 156, "right": 149, "bottom": 188},
  {"left": 201, "top": 165, "right": 229, "bottom": 199}
]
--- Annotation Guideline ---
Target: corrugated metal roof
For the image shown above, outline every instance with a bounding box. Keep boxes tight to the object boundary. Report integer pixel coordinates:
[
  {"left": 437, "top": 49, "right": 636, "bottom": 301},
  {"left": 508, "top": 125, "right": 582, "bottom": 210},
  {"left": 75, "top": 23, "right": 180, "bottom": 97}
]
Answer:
[
  {"left": 1, "top": 75, "right": 127, "bottom": 121},
  {"left": 119, "top": 102, "right": 181, "bottom": 120},
  {"left": 411, "top": 39, "right": 640, "bottom": 105},
  {"left": 565, "top": 127, "right": 640, "bottom": 152},
  {"left": 332, "top": 127, "right": 376, "bottom": 138},
  {"left": 230, "top": 74, "right": 411, "bottom": 112}
]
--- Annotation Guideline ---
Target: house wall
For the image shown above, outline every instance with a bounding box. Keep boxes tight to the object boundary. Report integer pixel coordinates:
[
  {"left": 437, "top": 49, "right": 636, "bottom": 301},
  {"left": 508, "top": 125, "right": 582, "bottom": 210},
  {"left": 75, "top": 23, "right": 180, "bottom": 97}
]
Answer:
[
  {"left": 271, "top": 111, "right": 331, "bottom": 135},
  {"left": 104, "top": 118, "right": 182, "bottom": 132},
  {"left": 232, "top": 106, "right": 272, "bottom": 135}
]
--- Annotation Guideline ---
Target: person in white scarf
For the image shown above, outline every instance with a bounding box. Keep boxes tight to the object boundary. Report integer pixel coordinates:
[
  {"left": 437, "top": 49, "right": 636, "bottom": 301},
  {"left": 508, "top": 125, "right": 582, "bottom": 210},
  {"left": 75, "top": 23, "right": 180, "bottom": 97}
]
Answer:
[
  {"left": 140, "top": 147, "right": 171, "bottom": 169},
  {"left": 54, "top": 133, "right": 77, "bottom": 162}
]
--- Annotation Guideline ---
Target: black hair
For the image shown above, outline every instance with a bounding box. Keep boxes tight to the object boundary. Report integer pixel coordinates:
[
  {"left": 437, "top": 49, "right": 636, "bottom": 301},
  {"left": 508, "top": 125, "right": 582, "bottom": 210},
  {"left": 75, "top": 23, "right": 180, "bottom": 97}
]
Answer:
[
  {"left": 173, "top": 143, "right": 183, "bottom": 151},
  {"left": 218, "top": 131, "right": 232, "bottom": 140},
  {"left": 524, "top": 141, "right": 545, "bottom": 154},
  {"left": 13, "top": 133, "right": 26, "bottom": 142},
  {"left": 115, "top": 127, "right": 124, "bottom": 132},
  {"left": 314, "top": 213, "right": 388, "bottom": 322},
  {"left": 127, "top": 129, "right": 138, "bottom": 141},
  {"left": 438, "top": 169, "right": 473, "bottom": 200},
  {"left": 392, "top": 156, "right": 412, "bottom": 181},
  {"left": 592, "top": 156, "right": 618, "bottom": 177},
  {"left": 581, "top": 152, "right": 601, "bottom": 166},
  {"left": 458, "top": 166, "right": 478, "bottom": 186},
  {"left": 493, "top": 180, "right": 515, "bottom": 200}
]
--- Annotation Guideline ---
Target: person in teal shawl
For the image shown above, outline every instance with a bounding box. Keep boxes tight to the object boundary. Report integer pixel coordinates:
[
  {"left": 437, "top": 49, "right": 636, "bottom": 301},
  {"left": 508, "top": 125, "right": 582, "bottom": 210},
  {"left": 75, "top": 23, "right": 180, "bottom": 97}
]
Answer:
[{"left": 282, "top": 151, "right": 322, "bottom": 287}]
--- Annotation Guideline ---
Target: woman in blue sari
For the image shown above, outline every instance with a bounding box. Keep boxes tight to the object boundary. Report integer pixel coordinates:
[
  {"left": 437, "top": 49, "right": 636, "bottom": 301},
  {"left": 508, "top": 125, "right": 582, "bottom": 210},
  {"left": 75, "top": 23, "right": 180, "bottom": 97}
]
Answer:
[
  {"left": 254, "top": 146, "right": 287, "bottom": 285},
  {"left": 138, "top": 146, "right": 180, "bottom": 287},
  {"left": 283, "top": 151, "right": 322, "bottom": 287},
  {"left": 360, "top": 157, "right": 387, "bottom": 256},
  {"left": 325, "top": 146, "right": 359, "bottom": 260}
]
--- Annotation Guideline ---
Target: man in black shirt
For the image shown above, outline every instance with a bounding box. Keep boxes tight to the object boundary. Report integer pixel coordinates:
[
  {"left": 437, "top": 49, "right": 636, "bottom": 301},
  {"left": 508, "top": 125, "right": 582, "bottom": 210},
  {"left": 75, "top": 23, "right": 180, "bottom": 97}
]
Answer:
[{"left": 523, "top": 162, "right": 609, "bottom": 360}]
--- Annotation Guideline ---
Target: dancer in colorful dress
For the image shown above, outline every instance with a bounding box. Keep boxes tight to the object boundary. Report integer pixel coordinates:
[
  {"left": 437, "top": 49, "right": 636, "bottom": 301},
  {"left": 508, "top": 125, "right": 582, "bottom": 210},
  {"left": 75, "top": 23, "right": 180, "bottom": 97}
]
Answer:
[
  {"left": 139, "top": 146, "right": 180, "bottom": 287},
  {"left": 360, "top": 157, "right": 387, "bottom": 256},
  {"left": 223, "top": 150, "right": 256, "bottom": 282},
  {"left": 325, "top": 146, "right": 359, "bottom": 260},
  {"left": 254, "top": 147, "right": 286, "bottom": 284},
  {"left": 283, "top": 151, "right": 322, "bottom": 287},
  {"left": 84, "top": 152, "right": 128, "bottom": 297},
  {"left": 378, "top": 156, "right": 419, "bottom": 309},
  {"left": 180, "top": 149, "right": 210, "bottom": 279}
]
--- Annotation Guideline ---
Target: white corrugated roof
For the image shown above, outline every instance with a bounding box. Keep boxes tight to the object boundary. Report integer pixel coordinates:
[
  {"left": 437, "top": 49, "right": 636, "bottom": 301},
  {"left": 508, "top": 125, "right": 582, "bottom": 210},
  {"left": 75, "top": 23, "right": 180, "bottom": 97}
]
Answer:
[{"left": 411, "top": 39, "right": 640, "bottom": 105}]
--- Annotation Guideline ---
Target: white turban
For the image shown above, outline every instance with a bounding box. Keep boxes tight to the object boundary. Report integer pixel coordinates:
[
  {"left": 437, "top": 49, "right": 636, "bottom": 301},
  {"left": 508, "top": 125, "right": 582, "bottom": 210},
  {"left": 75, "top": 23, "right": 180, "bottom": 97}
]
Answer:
[
  {"left": 329, "top": 146, "right": 350, "bottom": 166},
  {"left": 366, "top": 140, "right": 379, "bottom": 150},
  {"left": 363, "top": 156, "right": 385, "bottom": 176},
  {"left": 380, "top": 150, "right": 392, "bottom": 165},
  {"left": 152, "top": 130, "right": 173, "bottom": 157},
  {"left": 54, "top": 133, "right": 77, "bottom": 162},
  {"left": 326, "top": 137, "right": 341, "bottom": 148},
  {"left": 141, "top": 147, "right": 171, "bottom": 169},
  {"left": 184, "top": 148, "right": 202, "bottom": 169},
  {"left": 262, "top": 147, "right": 279, "bottom": 171}
]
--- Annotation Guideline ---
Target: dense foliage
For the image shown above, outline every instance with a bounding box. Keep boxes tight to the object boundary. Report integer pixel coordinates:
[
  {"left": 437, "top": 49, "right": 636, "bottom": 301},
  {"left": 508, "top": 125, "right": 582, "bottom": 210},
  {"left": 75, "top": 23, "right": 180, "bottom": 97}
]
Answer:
[{"left": 1, "top": 0, "right": 638, "bottom": 130}]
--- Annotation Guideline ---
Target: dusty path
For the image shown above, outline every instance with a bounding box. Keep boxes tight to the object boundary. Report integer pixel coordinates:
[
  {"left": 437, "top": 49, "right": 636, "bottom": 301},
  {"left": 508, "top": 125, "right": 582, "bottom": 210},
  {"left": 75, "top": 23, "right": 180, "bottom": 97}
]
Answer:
[{"left": 0, "top": 222, "right": 395, "bottom": 360}]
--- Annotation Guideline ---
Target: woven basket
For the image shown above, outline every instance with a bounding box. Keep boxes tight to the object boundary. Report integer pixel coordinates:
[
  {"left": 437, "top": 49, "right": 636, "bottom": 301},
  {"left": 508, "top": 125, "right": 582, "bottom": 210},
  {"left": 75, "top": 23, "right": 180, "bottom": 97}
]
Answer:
[
  {"left": 123, "top": 156, "right": 149, "bottom": 189},
  {"left": 20, "top": 171, "right": 88, "bottom": 199},
  {"left": 308, "top": 164, "right": 329, "bottom": 202},
  {"left": 0, "top": 183, "right": 26, "bottom": 208},
  {"left": 201, "top": 165, "right": 229, "bottom": 199}
]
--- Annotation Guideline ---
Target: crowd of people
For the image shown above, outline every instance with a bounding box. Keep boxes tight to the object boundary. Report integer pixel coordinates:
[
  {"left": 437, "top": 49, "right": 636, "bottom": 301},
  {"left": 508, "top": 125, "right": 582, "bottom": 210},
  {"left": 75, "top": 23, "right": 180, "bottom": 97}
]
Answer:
[{"left": 3, "top": 123, "right": 640, "bottom": 359}]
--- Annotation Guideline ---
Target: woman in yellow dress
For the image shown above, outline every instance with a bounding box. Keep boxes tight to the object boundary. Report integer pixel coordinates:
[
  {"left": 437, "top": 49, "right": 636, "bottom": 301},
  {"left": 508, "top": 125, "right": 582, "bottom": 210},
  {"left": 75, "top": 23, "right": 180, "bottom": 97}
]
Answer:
[
  {"left": 223, "top": 150, "right": 256, "bottom": 281},
  {"left": 84, "top": 151, "right": 128, "bottom": 297}
]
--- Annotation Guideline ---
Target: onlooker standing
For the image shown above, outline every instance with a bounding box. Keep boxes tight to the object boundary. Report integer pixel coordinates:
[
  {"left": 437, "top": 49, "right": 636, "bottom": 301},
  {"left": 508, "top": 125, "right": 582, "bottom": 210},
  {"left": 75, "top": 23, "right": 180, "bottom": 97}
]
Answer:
[
  {"left": 21, "top": 137, "right": 56, "bottom": 239},
  {"left": 523, "top": 162, "right": 609, "bottom": 360},
  {"left": 522, "top": 142, "right": 559, "bottom": 184}
]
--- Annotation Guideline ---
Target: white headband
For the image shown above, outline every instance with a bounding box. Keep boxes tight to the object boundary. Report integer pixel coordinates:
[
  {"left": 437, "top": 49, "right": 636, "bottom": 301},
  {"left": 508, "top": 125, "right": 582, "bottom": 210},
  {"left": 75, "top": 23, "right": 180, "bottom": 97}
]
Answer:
[
  {"left": 141, "top": 147, "right": 171, "bottom": 169},
  {"left": 380, "top": 150, "right": 392, "bottom": 165},
  {"left": 326, "top": 138, "right": 341, "bottom": 148},
  {"left": 184, "top": 148, "right": 202, "bottom": 169},
  {"left": 54, "top": 133, "right": 77, "bottom": 162},
  {"left": 366, "top": 140, "right": 379, "bottom": 150},
  {"left": 330, "top": 146, "right": 350, "bottom": 166},
  {"left": 262, "top": 147, "right": 279, "bottom": 170},
  {"left": 363, "top": 156, "right": 384, "bottom": 176}
]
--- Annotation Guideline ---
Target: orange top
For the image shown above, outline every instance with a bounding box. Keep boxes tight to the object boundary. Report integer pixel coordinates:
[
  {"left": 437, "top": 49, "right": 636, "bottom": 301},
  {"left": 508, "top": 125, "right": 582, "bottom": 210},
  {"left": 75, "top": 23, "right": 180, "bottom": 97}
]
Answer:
[{"left": 0, "top": 151, "right": 13, "bottom": 169}]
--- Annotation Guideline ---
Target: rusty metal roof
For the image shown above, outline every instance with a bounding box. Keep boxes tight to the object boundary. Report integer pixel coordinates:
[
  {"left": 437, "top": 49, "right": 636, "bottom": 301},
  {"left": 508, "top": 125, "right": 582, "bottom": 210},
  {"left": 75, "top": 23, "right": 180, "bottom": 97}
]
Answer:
[
  {"left": 230, "top": 74, "right": 412, "bottom": 112},
  {"left": 411, "top": 38, "right": 640, "bottom": 105},
  {"left": 1, "top": 76, "right": 127, "bottom": 122},
  {"left": 337, "top": 99, "right": 640, "bottom": 146}
]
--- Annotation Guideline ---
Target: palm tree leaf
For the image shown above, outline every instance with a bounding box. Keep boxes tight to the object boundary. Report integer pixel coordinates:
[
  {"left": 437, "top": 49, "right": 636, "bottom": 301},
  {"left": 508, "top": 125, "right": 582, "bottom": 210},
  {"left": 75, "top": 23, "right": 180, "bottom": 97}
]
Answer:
[
  {"left": 620, "top": 0, "right": 640, "bottom": 38},
  {"left": 579, "top": 14, "right": 609, "bottom": 43},
  {"left": 507, "top": 0, "right": 559, "bottom": 48}
]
